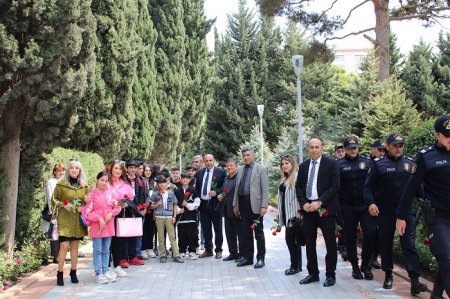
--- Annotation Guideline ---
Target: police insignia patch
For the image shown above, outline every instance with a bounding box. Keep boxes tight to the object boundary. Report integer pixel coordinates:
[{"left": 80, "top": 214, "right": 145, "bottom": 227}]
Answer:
[
  {"left": 359, "top": 162, "right": 366, "bottom": 170},
  {"left": 404, "top": 163, "right": 410, "bottom": 172},
  {"left": 411, "top": 164, "right": 417, "bottom": 174}
]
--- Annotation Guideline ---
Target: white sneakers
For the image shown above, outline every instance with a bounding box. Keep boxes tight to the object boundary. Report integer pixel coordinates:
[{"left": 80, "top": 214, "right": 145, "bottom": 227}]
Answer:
[
  {"left": 114, "top": 266, "right": 128, "bottom": 277},
  {"left": 97, "top": 274, "right": 108, "bottom": 284},
  {"left": 147, "top": 249, "right": 157, "bottom": 258},
  {"left": 189, "top": 252, "right": 198, "bottom": 260},
  {"left": 105, "top": 271, "right": 116, "bottom": 282}
]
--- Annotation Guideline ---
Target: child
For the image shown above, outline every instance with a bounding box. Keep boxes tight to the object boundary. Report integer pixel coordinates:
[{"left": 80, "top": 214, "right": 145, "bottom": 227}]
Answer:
[
  {"left": 150, "top": 175, "right": 184, "bottom": 263},
  {"left": 174, "top": 172, "right": 201, "bottom": 259},
  {"left": 84, "top": 172, "right": 121, "bottom": 284}
]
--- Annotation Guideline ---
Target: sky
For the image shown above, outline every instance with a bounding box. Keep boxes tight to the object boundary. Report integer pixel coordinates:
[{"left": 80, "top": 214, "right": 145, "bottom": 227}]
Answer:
[{"left": 204, "top": 0, "right": 450, "bottom": 54}]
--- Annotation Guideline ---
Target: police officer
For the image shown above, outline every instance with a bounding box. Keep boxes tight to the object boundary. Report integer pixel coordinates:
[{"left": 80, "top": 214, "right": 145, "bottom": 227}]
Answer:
[
  {"left": 369, "top": 139, "right": 385, "bottom": 270},
  {"left": 397, "top": 115, "right": 450, "bottom": 298},
  {"left": 337, "top": 136, "right": 375, "bottom": 280},
  {"left": 334, "top": 143, "right": 345, "bottom": 160},
  {"left": 334, "top": 143, "right": 346, "bottom": 259},
  {"left": 363, "top": 133, "right": 426, "bottom": 292}
]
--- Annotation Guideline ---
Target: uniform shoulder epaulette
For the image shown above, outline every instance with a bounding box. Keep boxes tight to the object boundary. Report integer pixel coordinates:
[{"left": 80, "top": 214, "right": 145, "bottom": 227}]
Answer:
[
  {"left": 360, "top": 155, "right": 371, "bottom": 161},
  {"left": 404, "top": 156, "right": 414, "bottom": 161},
  {"left": 420, "top": 146, "right": 433, "bottom": 154},
  {"left": 374, "top": 157, "right": 381, "bottom": 162}
]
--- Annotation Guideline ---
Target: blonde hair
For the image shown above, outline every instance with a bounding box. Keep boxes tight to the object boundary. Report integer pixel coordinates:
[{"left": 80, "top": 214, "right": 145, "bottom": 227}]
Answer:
[
  {"left": 64, "top": 160, "right": 88, "bottom": 187},
  {"left": 279, "top": 155, "right": 298, "bottom": 189}
]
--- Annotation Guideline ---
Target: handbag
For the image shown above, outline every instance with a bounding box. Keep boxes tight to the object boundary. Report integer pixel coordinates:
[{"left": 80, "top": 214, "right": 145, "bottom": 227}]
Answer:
[
  {"left": 47, "top": 204, "right": 59, "bottom": 240},
  {"left": 116, "top": 217, "right": 143, "bottom": 237},
  {"left": 41, "top": 205, "right": 51, "bottom": 222}
]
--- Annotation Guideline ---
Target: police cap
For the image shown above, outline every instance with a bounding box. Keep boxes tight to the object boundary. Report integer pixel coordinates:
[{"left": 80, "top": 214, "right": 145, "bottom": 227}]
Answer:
[
  {"left": 434, "top": 115, "right": 450, "bottom": 137},
  {"left": 371, "top": 139, "right": 386, "bottom": 149},
  {"left": 343, "top": 136, "right": 359, "bottom": 148},
  {"left": 386, "top": 133, "right": 404, "bottom": 145}
]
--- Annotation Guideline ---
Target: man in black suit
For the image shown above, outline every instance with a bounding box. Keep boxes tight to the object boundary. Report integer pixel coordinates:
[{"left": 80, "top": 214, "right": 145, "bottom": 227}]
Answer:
[
  {"left": 296, "top": 138, "right": 340, "bottom": 287},
  {"left": 195, "top": 154, "right": 226, "bottom": 259}
]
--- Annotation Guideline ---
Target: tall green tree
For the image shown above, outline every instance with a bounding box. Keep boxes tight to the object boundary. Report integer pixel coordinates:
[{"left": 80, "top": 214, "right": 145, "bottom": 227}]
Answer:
[
  {"left": 149, "top": 0, "right": 187, "bottom": 162},
  {"left": 0, "top": 0, "right": 96, "bottom": 254},
  {"left": 178, "top": 0, "right": 214, "bottom": 154},
  {"left": 433, "top": 31, "right": 450, "bottom": 113},
  {"left": 389, "top": 32, "right": 403, "bottom": 76},
  {"left": 401, "top": 39, "right": 441, "bottom": 119}
]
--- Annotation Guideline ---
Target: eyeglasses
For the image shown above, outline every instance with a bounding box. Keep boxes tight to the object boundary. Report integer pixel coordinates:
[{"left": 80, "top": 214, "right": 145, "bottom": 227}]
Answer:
[
  {"left": 280, "top": 154, "right": 292, "bottom": 158},
  {"left": 113, "top": 160, "right": 125, "bottom": 164}
]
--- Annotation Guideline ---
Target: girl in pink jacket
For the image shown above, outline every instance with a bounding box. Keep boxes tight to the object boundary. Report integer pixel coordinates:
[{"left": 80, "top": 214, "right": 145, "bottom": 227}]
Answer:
[{"left": 84, "top": 171, "right": 121, "bottom": 284}]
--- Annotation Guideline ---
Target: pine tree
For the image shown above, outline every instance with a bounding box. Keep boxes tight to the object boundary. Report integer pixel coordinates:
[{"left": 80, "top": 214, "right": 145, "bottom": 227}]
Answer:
[
  {"left": 0, "top": 0, "right": 96, "bottom": 254},
  {"left": 401, "top": 39, "right": 441, "bottom": 119},
  {"left": 432, "top": 31, "right": 450, "bottom": 113},
  {"left": 362, "top": 76, "right": 421, "bottom": 148},
  {"left": 149, "top": 0, "right": 187, "bottom": 162},
  {"left": 389, "top": 32, "right": 403, "bottom": 76}
]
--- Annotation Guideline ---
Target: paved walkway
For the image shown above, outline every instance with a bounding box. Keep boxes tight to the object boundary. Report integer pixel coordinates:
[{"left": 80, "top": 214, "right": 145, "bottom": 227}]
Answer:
[{"left": 2, "top": 208, "right": 437, "bottom": 299}]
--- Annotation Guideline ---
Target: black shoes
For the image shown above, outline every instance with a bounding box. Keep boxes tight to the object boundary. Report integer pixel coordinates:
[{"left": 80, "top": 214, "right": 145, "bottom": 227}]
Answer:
[
  {"left": 362, "top": 269, "right": 373, "bottom": 280},
  {"left": 237, "top": 258, "right": 253, "bottom": 267},
  {"left": 285, "top": 268, "right": 300, "bottom": 275},
  {"left": 223, "top": 255, "right": 238, "bottom": 261},
  {"left": 299, "top": 274, "right": 319, "bottom": 284},
  {"left": 383, "top": 274, "right": 393, "bottom": 289},
  {"left": 352, "top": 269, "right": 364, "bottom": 280},
  {"left": 323, "top": 276, "right": 336, "bottom": 287},
  {"left": 372, "top": 260, "right": 381, "bottom": 269},
  {"left": 254, "top": 259, "right": 265, "bottom": 269},
  {"left": 70, "top": 269, "right": 78, "bottom": 284},
  {"left": 410, "top": 277, "right": 428, "bottom": 295},
  {"left": 56, "top": 271, "right": 64, "bottom": 286},
  {"left": 430, "top": 283, "right": 445, "bottom": 299},
  {"left": 235, "top": 256, "right": 245, "bottom": 263}
]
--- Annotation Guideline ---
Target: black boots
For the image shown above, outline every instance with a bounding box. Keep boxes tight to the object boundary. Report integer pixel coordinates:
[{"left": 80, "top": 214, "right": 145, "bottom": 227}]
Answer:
[
  {"left": 70, "top": 269, "right": 79, "bottom": 283},
  {"left": 351, "top": 262, "right": 363, "bottom": 280},
  {"left": 430, "top": 282, "right": 444, "bottom": 299},
  {"left": 410, "top": 276, "right": 428, "bottom": 295},
  {"left": 360, "top": 262, "right": 373, "bottom": 280},
  {"left": 56, "top": 271, "right": 64, "bottom": 286},
  {"left": 383, "top": 272, "right": 393, "bottom": 289}
]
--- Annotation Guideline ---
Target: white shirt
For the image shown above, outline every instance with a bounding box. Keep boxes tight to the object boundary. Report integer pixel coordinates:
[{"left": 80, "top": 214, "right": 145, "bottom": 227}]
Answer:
[
  {"left": 201, "top": 166, "right": 215, "bottom": 199},
  {"left": 307, "top": 156, "right": 322, "bottom": 201}
]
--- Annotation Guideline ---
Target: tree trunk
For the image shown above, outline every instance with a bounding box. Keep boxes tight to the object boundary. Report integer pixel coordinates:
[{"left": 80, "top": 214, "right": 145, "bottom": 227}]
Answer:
[
  {"left": 373, "top": 0, "right": 391, "bottom": 81},
  {"left": 1, "top": 101, "right": 23, "bottom": 257}
]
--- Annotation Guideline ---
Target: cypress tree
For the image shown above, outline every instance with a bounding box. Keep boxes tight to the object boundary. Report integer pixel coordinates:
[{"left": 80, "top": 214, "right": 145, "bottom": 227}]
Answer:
[
  {"left": 0, "top": 0, "right": 96, "bottom": 254},
  {"left": 401, "top": 39, "right": 441, "bottom": 119},
  {"left": 149, "top": 0, "right": 187, "bottom": 162}
]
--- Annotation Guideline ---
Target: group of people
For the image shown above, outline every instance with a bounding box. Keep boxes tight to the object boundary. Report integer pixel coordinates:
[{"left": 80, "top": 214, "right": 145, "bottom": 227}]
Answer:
[{"left": 43, "top": 114, "right": 450, "bottom": 298}]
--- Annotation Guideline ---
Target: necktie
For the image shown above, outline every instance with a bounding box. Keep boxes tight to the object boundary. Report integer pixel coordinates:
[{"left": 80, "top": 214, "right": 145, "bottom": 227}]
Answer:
[
  {"left": 306, "top": 160, "right": 317, "bottom": 199},
  {"left": 203, "top": 169, "right": 210, "bottom": 197}
]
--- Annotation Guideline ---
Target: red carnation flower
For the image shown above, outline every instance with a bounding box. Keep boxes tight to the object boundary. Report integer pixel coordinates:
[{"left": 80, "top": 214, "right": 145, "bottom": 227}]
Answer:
[
  {"left": 272, "top": 230, "right": 277, "bottom": 236},
  {"left": 137, "top": 204, "right": 142, "bottom": 210},
  {"left": 423, "top": 238, "right": 430, "bottom": 246},
  {"left": 356, "top": 227, "right": 362, "bottom": 235},
  {"left": 63, "top": 199, "right": 70, "bottom": 206},
  {"left": 2, "top": 285, "right": 9, "bottom": 291},
  {"left": 124, "top": 194, "right": 129, "bottom": 199},
  {"left": 249, "top": 225, "right": 255, "bottom": 231},
  {"left": 322, "top": 209, "right": 329, "bottom": 217},
  {"left": 336, "top": 232, "right": 342, "bottom": 239},
  {"left": 142, "top": 204, "right": 147, "bottom": 210},
  {"left": 223, "top": 188, "right": 229, "bottom": 194},
  {"left": 184, "top": 192, "right": 190, "bottom": 197},
  {"left": 14, "top": 259, "right": 21, "bottom": 265},
  {"left": 276, "top": 226, "right": 281, "bottom": 233}
]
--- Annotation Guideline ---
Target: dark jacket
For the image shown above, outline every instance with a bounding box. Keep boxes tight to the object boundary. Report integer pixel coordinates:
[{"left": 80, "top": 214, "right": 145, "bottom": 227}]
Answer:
[
  {"left": 337, "top": 154, "right": 371, "bottom": 206},
  {"left": 174, "top": 186, "right": 199, "bottom": 222},
  {"left": 296, "top": 155, "right": 341, "bottom": 215},
  {"left": 195, "top": 166, "right": 226, "bottom": 211},
  {"left": 223, "top": 173, "right": 238, "bottom": 219}
]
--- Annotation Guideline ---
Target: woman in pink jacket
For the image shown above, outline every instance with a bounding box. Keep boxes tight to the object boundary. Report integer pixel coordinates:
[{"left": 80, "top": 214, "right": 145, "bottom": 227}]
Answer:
[
  {"left": 84, "top": 171, "right": 121, "bottom": 284},
  {"left": 108, "top": 161, "right": 134, "bottom": 277}
]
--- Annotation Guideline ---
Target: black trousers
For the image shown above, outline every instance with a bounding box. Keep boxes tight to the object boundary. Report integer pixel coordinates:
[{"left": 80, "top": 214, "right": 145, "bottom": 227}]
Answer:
[
  {"left": 399, "top": 209, "right": 421, "bottom": 278},
  {"left": 199, "top": 200, "right": 223, "bottom": 253},
  {"left": 341, "top": 203, "right": 376, "bottom": 268},
  {"left": 224, "top": 210, "right": 241, "bottom": 257},
  {"left": 110, "top": 236, "right": 122, "bottom": 267},
  {"left": 285, "top": 224, "right": 302, "bottom": 270},
  {"left": 377, "top": 213, "right": 396, "bottom": 273},
  {"left": 238, "top": 196, "right": 265, "bottom": 261},
  {"left": 303, "top": 211, "right": 337, "bottom": 277},
  {"left": 178, "top": 222, "right": 198, "bottom": 253},
  {"left": 429, "top": 211, "right": 450, "bottom": 296},
  {"left": 142, "top": 213, "right": 157, "bottom": 250}
]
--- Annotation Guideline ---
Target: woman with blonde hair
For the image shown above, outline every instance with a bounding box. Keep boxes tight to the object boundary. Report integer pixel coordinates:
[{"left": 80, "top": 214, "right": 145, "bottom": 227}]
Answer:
[
  {"left": 277, "top": 154, "right": 303, "bottom": 275},
  {"left": 52, "top": 160, "right": 90, "bottom": 286}
]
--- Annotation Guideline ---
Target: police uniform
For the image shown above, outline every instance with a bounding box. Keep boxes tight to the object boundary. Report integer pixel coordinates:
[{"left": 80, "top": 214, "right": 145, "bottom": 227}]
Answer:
[
  {"left": 397, "top": 115, "right": 450, "bottom": 297},
  {"left": 363, "top": 133, "right": 424, "bottom": 289},
  {"left": 337, "top": 136, "right": 375, "bottom": 280}
]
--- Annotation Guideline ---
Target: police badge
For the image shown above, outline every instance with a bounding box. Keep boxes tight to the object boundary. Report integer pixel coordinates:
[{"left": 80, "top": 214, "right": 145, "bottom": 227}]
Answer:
[
  {"left": 359, "top": 162, "right": 366, "bottom": 170},
  {"left": 404, "top": 163, "right": 410, "bottom": 172}
]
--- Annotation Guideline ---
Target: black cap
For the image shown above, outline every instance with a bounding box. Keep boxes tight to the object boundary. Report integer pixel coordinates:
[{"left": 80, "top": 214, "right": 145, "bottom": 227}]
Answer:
[
  {"left": 334, "top": 143, "right": 344, "bottom": 151},
  {"left": 434, "top": 115, "right": 450, "bottom": 137},
  {"left": 343, "top": 136, "right": 359, "bottom": 148},
  {"left": 386, "top": 133, "right": 404, "bottom": 144},
  {"left": 185, "top": 164, "right": 195, "bottom": 170},
  {"left": 371, "top": 139, "right": 386, "bottom": 149},
  {"left": 125, "top": 159, "right": 138, "bottom": 167}
]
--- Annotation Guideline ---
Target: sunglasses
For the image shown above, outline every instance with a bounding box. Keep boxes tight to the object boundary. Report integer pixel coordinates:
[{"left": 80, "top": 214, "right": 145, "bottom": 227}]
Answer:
[
  {"left": 280, "top": 154, "right": 292, "bottom": 158},
  {"left": 113, "top": 159, "right": 125, "bottom": 164}
]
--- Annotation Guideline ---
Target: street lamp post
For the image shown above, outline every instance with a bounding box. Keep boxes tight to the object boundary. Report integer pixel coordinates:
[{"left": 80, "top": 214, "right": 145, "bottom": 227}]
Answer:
[
  {"left": 257, "top": 104, "right": 264, "bottom": 164},
  {"left": 292, "top": 55, "right": 304, "bottom": 163}
]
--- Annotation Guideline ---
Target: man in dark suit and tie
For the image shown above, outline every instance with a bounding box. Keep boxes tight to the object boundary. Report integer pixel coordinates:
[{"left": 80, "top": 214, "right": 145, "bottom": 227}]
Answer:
[
  {"left": 233, "top": 147, "right": 269, "bottom": 269},
  {"left": 296, "top": 138, "right": 340, "bottom": 287},
  {"left": 195, "top": 154, "right": 226, "bottom": 258}
]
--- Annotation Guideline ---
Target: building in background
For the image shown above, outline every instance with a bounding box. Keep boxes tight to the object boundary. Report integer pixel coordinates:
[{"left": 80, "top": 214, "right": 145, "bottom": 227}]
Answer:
[{"left": 332, "top": 46, "right": 372, "bottom": 73}]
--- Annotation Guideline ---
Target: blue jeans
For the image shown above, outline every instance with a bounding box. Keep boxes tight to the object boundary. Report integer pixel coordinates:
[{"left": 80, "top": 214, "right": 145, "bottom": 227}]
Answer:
[
  {"left": 136, "top": 218, "right": 144, "bottom": 256},
  {"left": 92, "top": 237, "right": 112, "bottom": 276}
]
